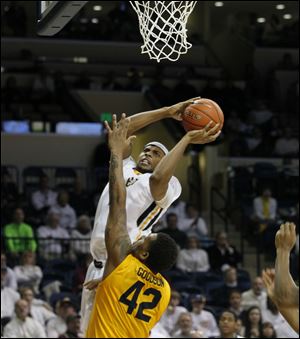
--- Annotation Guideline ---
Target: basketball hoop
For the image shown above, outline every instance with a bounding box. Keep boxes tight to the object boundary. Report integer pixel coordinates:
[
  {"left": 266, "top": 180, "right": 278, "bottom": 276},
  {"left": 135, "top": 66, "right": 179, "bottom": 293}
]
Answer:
[{"left": 129, "top": 1, "right": 197, "bottom": 62}]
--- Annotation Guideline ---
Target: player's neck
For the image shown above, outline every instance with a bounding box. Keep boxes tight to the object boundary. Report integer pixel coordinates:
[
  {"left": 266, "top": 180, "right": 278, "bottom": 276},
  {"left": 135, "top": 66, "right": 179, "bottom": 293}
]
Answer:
[{"left": 134, "top": 166, "right": 153, "bottom": 174}]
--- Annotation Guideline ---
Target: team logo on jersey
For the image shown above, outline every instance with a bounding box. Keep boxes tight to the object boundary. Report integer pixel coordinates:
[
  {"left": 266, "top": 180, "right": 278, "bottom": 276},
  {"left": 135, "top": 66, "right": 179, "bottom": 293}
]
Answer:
[{"left": 126, "top": 177, "right": 138, "bottom": 187}]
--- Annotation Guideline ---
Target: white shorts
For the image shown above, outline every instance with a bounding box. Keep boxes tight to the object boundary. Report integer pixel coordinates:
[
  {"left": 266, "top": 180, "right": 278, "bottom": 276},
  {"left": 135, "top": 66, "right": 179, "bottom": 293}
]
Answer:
[{"left": 80, "top": 260, "right": 105, "bottom": 334}]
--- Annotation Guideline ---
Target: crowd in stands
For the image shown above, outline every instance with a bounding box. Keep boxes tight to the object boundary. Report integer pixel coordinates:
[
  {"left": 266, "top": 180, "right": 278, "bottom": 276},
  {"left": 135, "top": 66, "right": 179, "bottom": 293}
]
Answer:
[{"left": 1, "top": 170, "right": 299, "bottom": 337}]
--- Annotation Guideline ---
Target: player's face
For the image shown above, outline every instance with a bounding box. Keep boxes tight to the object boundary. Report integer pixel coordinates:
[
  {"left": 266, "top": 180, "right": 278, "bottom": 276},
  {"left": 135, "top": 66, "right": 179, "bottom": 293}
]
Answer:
[
  {"left": 129, "top": 234, "right": 157, "bottom": 255},
  {"left": 136, "top": 146, "right": 165, "bottom": 172}
]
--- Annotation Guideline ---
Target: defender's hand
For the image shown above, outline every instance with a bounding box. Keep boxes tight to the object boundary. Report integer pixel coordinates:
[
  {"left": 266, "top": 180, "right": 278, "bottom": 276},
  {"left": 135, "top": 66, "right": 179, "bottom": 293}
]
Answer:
[
  {"left": 275, "top": 222, "right": 296, "bottom": 252},
  {"left": 185, "top": 121, "right": 221, "bottom": 144},
  {"left": 262, "top": 268, "right": 276, "bottom": 302},
  {"left": 167, "top": 97, "right": 201, "bottom": 121},
  {"left": 104, "top": 114, "right": 136, "bottom": 155}
]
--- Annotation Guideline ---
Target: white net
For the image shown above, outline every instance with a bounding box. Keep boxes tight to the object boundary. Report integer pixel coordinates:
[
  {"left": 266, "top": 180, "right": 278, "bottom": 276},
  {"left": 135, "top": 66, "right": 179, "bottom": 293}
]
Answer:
[{"left": 130, "top": 1, "right": 197, "bottom": 62}]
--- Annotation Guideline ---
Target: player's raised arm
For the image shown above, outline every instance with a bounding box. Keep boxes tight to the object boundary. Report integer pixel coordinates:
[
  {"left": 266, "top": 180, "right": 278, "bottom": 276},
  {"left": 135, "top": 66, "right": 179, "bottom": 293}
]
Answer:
[
  {"left": 274, "top": 222, "right": 299, "bottom": 308},
  {"left": 125, "top": 97, "right": 201, "bottom": 137},
  {"left": 103, "top": 114, "right": 136, "bottom": 272},
  {"left": 150, "top": 122, "right": 221, "bottom": 201}
]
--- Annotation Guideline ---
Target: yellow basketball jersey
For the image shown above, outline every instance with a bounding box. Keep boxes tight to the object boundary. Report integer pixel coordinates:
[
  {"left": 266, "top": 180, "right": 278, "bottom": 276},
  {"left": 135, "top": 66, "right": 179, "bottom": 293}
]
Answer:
[{"left": 85, "top": 254, "right": 171, "bottom": 338}]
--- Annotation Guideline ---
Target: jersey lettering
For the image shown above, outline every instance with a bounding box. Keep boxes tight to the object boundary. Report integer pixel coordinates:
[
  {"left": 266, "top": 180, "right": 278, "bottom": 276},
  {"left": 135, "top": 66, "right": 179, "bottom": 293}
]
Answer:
[{"left": 119, "top": 280, "right": 162, "bottom": 323}]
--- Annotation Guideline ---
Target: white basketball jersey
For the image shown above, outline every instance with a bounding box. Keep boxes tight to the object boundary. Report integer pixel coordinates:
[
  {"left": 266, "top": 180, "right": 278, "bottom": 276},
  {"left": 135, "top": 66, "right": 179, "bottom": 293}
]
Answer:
[{"left": 91, "top": 157, "right": 182, "bottom": 260}]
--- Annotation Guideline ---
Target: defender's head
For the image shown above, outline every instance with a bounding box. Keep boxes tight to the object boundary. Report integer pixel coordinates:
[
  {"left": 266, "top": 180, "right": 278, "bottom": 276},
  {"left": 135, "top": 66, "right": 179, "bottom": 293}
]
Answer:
[
  {"left": 136, "top": 142, "right": 168, "bottom": 173},
  {"left": 128, "top": 233, "right": 178, "bottom": 273}
]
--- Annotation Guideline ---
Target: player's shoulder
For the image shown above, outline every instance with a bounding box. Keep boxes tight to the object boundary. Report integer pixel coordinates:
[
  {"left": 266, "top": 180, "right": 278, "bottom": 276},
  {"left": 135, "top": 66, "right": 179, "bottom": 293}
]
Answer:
[{"left": 123, "top": 156, "right": 136, "bottom": 168}]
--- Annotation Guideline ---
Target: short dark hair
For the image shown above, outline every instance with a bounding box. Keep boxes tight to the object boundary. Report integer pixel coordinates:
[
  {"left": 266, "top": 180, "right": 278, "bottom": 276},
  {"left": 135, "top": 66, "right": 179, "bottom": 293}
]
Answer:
[
  {"left": 145, "top": 233, "right": 178, "bottom": 273},
  {"left": 219, "top": 309, "right": 238, "bottom": 322}
]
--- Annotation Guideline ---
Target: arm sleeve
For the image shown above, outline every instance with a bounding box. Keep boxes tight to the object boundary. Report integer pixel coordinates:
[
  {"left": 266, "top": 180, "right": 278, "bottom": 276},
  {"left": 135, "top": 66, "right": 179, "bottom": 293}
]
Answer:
[
  {"left": 4, "top": 227, "right": 16, "bottom": 253},
  {"left": 155, "top": 176, "right": 182, "bottom": 209}
]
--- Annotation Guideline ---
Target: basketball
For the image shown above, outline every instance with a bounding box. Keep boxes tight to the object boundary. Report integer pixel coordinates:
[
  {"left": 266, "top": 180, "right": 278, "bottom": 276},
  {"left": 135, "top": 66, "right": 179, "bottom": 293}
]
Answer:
[{"left": 182, "top": 98, "right": 224, "bottom": 132}]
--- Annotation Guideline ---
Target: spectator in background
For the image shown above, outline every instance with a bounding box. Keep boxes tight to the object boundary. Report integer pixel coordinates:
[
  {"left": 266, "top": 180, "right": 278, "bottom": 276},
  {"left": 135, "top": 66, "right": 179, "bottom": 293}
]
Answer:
[
  {"left": 211, "top": 267, "right": 243, "bottom": 307},
  {"left": 69, "top": 178, "right": 91, "bottom": 216},
  {"left": 59, "top": 315, "right": 82, "bottom": 338},
  {"left": 190, "top": 294, "right": 220, "bottom": 337},
  {"left": 19, "top": 286, "right": 55, "bottom": 327},
  {"left": 149, "top": 322, "right": 171, "bottom": 338},
  {"left": 273, "top": 127, "right": 299, "bottom": 158},
  {"left": 252, "top": 187, "right": 278, "bottom": 233},
  {"left": 37, "top": 211, "right": 70, "bottom": 260},
  {"left": 49, "top": 191, "right": 77, "bottom": 231},
  {"left": 179, "top": 204, "right": 208, "bottom": 239},
  {"left": 241, "top": 306, "right": 263, "bottom": 338},
  {"left": 172, "top": 312, "right": 203, "bottom": 338},
  {"left": 4, "top": 208, "right": 37, "bottom": 264},
  {"left": 217, "top": 310, "right": 243, "bottom": 339},
  {"left": 1, "top": 252, "right": 17, "bottom": 290},
  {"left": 13, "top": 251, "right": 43, "bottom": 295},
  {"left": 207, "top": 231, "right": 241, "bottom": 272},
  {"left": 1, "top": 266, "right": 20, "bottom": 320},
  {"left": 159, "top": 213, "right": 187, "bottom": 249},
  {"left": 168, "top": 199, "right": 187, "bottom": 221},
  {"left": 228, "top": 290, "right": 244, "bottom": 318},
  {"left": 176, "top": 236, "right": 210, "bottom": 273},
  {"left": 3, "top": 299, "right": 46, "bottom": 338},
  {"left": 241, "top": 276, "right": 267, "bottom": 311},
  {"left": 46, "top": 298, "right": 77, "bottom": 338},
  {"left": 159, "top": 290, "right": 188, "bottom": 335},
  {"left": 70, "top": 215, "right": 92, "bottom": 260},
  {"left": 262, "top": 322, "right": 277, "bottom": 338},
  {"left": 31, "top": 174, "right": 57, "bottom": 222}
]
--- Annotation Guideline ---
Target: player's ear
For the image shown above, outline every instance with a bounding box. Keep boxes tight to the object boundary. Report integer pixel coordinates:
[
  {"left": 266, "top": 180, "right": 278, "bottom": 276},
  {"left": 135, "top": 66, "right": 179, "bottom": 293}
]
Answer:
[{"left": 140, "top": 251, "right": 149, "bottom": 261}]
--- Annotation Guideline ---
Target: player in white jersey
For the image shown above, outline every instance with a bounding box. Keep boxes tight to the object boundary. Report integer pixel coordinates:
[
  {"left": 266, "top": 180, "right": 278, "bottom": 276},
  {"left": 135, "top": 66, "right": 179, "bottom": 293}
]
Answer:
[{"left": 81, "top": 98, "right": 221, "bottom": 331}]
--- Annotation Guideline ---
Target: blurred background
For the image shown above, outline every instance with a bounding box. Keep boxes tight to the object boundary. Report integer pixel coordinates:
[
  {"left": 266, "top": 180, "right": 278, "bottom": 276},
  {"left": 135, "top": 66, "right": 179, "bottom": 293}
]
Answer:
[{"left": 1, "top": 1, "right": 299, "bottom": 338}]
